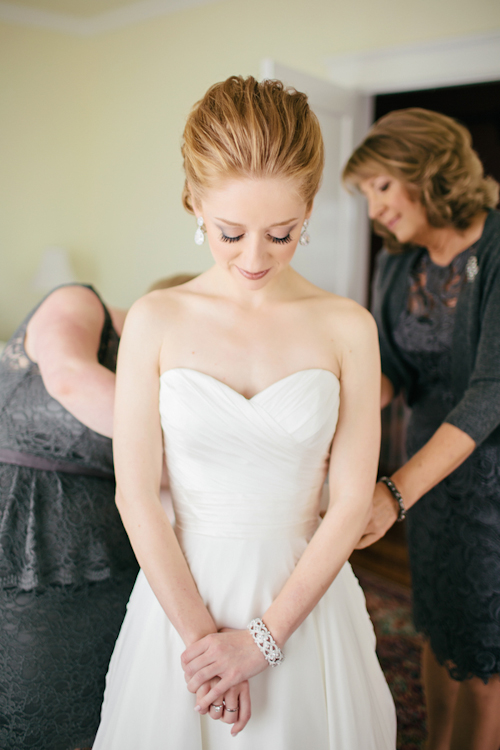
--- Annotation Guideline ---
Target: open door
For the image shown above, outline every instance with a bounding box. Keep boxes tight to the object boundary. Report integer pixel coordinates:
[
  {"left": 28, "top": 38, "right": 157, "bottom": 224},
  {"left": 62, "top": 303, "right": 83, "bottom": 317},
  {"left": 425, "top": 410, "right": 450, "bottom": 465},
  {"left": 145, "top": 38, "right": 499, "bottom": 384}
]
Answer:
[{"left": 261, "top": 60, "right": 372, "bottom": 305}]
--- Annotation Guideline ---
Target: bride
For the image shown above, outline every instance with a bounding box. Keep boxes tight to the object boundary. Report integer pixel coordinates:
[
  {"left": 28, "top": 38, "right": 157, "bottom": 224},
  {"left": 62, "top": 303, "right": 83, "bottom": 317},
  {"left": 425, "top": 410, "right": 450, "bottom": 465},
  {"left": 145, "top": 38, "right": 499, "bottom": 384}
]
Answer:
[{"left": 94, "top": 75, "right": 396, "bottom": 749}]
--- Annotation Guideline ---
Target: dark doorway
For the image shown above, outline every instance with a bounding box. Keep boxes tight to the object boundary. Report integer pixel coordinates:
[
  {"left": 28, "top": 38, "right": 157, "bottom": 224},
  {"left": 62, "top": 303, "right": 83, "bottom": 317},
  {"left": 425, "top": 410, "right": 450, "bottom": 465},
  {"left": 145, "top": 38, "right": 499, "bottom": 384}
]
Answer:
[{"left": 351, "top": 80, "right": 500, "bottom": 587}]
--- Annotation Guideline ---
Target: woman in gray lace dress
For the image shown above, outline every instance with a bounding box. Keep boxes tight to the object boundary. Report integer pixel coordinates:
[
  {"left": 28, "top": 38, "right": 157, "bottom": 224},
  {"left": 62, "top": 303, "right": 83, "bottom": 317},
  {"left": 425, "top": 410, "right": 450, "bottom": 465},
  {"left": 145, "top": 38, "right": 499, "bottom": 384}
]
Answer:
[
  {"left": 344, "top": 109, "right": 500, "bottom": 750},
  {"left": 0, "top": 284, "right": 139, "bottom": 750}
]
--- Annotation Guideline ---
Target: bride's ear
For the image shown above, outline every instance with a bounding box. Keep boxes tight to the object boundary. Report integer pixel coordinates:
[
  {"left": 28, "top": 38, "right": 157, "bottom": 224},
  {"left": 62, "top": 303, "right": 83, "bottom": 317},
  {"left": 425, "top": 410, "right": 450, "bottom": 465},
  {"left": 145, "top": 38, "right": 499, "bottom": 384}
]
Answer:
[
  {"left": 188, "top": 183, "right": 202, "bottom": 216},
  {"left": 183, "top": 180, "right": 202, "bottom": 217}
]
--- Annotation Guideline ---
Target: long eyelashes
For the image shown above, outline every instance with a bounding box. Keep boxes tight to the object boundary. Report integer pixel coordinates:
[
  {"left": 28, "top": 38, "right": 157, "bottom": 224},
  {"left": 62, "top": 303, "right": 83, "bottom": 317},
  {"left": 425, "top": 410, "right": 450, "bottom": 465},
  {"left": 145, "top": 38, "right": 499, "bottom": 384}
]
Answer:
[
  {"left": 272, "top": 234, "right": 292, "bottom": 245},
  {"left": 220, "top": 233, "right": 243, "bottom": 243},
  {"left": 220, "top": 233, "right": 292, "bottom": 244}
]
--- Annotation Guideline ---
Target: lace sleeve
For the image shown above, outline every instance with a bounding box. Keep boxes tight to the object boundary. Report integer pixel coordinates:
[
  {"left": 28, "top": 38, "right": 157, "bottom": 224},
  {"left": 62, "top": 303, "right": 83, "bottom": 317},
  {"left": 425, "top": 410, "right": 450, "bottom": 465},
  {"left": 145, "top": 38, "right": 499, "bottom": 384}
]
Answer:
[{"left": 445, "top": 262, "right": 500, "bottom": 445}]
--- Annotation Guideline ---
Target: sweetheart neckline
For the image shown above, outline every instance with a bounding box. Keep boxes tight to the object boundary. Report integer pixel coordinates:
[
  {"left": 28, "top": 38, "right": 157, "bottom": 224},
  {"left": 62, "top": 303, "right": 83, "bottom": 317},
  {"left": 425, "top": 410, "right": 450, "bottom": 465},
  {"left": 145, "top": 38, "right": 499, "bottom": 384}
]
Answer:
[{"left": 159, "top": 367, "right": 340, "bottom": 402}]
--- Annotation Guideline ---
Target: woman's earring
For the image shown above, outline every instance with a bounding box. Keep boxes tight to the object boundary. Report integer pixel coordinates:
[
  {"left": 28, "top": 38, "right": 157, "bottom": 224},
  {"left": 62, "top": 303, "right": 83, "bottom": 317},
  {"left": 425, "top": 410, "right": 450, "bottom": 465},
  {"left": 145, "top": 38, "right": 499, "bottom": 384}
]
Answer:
[
  {"left": 194, "top": 216, "right": 205, "bottom": 246},
  {"left": 299, "top": 219, "right": 310, "bottom": 246}
]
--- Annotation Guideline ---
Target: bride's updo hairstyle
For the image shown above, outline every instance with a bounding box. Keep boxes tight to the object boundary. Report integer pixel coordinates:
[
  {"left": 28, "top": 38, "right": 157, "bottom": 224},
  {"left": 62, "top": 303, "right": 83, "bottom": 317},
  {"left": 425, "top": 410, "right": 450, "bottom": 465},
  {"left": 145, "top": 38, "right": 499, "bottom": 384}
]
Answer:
[
  {"left": 182, "top": 75, "right": 324, "bottom": 213},
  {"left": 343, "top": 107, "right": 499, "bottom": 254}
]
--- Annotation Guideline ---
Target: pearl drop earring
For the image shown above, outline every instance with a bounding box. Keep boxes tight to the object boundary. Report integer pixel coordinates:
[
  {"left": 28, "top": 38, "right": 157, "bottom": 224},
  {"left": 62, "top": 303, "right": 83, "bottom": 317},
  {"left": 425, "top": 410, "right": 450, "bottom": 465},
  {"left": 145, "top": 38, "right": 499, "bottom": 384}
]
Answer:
[
  {"left": 299, "top": 219, "right": 310, "bottom": 246},
  {"left": 194, "top": 216, "right": 205, "bottom": 246}
]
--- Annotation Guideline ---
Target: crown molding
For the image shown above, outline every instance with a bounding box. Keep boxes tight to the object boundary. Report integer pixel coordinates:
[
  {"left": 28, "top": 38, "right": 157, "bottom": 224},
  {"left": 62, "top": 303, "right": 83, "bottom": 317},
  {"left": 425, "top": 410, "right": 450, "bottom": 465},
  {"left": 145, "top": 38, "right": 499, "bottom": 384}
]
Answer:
[
  {"left": 0, "top": 0, "right": 218, "bottom": 36},
  {"left": 326, "top": 31, "right": 500, "bottom": 94},
  {"left": 0, "top": 1, "right": 84, "bottom": 33}
]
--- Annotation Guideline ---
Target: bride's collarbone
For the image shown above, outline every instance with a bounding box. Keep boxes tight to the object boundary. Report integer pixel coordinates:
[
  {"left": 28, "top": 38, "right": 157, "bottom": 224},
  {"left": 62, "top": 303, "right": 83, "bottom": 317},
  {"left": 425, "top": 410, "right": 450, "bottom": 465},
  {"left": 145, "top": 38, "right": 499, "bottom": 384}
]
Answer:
[{"left": 159, "top": 329, "right": 342, "bottom": 392}]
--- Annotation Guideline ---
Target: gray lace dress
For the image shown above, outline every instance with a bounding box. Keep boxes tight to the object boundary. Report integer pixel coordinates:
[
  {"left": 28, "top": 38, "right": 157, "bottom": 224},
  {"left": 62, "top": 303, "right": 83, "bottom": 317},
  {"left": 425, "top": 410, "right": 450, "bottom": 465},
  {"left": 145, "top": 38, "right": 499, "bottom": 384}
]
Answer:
[
  {"left": 394, "top": 246, "right": 500, "bottom": 682},
  {"left": 0, "top": 286, "right": 138, "bottom": 750}
]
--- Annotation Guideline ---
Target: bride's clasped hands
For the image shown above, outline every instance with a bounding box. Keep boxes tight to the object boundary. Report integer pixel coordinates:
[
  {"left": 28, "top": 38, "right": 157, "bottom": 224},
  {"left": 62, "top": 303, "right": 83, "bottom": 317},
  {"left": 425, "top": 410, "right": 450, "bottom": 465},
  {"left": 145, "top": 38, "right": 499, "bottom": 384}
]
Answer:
[{"left": 182, "top": 627, "right": 268, "bottom": 734}]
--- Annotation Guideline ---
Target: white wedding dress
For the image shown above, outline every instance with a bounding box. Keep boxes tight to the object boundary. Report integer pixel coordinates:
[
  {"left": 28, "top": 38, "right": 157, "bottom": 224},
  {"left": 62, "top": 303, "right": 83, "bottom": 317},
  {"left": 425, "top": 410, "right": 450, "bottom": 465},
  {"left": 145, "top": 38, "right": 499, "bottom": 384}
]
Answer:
[{"left": 94, "top": 368, "right": 396, "bottom": 749}]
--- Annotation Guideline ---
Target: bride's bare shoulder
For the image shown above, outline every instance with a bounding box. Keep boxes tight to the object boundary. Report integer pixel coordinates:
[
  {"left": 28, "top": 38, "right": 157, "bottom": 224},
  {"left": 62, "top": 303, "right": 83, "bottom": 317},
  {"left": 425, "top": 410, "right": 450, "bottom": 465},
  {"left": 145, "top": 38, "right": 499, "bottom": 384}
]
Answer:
[
  {"left": 304, "top": 283, "right": 375, "bottom": 331},
  {"left": 301, "top": 290, "right": 378, "bottom": 364}
]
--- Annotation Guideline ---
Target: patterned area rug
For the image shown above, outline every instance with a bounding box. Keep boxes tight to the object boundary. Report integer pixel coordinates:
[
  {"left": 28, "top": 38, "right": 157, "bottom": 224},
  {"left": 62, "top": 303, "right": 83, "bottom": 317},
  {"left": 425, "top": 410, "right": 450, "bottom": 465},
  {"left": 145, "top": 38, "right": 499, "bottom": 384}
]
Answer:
[{"left": 353, "top": 566, "right": 427, "bottom": 750}]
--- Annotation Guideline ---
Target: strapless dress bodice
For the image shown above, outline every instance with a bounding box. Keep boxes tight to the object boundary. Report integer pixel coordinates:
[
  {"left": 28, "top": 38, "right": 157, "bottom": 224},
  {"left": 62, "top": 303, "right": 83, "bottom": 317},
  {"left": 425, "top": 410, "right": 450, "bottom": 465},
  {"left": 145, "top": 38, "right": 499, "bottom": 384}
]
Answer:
[{"left": 159, "top": 368, "right": 340, "bottom": 539}]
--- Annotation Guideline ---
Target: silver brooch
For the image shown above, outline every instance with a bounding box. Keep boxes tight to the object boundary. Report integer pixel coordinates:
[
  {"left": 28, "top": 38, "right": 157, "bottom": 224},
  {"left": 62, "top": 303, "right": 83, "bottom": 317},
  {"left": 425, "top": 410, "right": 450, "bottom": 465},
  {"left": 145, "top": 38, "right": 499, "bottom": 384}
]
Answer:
[{"left": 466, "top": 254, "right": 478, "bottom": 283}]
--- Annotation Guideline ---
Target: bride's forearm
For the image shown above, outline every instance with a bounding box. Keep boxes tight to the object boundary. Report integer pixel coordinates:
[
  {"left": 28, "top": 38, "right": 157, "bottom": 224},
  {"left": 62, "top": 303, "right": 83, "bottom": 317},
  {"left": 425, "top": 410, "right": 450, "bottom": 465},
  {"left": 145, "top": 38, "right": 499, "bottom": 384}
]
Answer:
[
  {"left": 261, "top": 498, "right": 370, "bottom": 648},
  {"left": 116, "top": 488, "right": 217, "bottom": 646}
]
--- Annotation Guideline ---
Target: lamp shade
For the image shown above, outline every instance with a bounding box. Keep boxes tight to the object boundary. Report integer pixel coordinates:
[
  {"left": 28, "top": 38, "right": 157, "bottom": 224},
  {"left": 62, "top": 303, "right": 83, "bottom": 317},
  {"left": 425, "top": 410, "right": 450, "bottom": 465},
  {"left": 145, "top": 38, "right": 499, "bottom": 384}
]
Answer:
[{"left": 32, "top": 246, "right": 77, "bottom": 292}]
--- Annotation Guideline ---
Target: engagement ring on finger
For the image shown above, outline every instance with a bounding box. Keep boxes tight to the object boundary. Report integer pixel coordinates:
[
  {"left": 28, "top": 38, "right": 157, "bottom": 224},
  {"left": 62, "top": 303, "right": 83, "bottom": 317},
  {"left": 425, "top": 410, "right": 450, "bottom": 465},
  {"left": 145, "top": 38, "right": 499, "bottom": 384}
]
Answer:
[{"left": 211, "top": 703, "right": 223, "bottom": 711}]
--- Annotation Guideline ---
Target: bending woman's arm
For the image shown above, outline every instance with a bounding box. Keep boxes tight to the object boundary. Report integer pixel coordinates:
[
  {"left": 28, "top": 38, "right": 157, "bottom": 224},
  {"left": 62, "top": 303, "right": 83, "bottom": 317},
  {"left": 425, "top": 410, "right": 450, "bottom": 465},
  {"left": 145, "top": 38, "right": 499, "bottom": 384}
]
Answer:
[
  {"left": 182, "top": 304, "right": 382, "bottom": 710},
  {"left": 25, "top": 285, "right": 120, "bottom": 438}
]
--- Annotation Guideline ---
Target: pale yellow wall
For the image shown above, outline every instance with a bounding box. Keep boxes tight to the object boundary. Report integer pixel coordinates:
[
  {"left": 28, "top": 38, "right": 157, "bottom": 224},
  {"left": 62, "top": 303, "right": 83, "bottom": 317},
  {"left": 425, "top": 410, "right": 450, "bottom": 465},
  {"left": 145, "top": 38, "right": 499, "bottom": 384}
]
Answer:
[
  {"left": 1, "top": 0, "right": 500, "bottom": 337},
  {"left": 0, "top": 24, "right": 91, "bottom": 338}
]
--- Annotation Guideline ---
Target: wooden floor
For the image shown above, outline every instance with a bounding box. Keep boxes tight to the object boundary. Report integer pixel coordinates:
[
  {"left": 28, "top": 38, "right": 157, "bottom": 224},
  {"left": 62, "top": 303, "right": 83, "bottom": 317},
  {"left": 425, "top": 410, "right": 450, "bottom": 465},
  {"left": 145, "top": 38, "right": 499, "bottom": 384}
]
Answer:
[{"left": 349, "top": 522, "right": 411, "bottom": 587}]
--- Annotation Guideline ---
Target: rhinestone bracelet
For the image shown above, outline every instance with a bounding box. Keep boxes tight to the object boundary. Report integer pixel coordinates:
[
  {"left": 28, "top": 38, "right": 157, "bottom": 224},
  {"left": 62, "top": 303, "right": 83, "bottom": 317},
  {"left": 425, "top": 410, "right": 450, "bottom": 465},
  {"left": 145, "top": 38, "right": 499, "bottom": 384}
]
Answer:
[
  {"left": 379, "top": 476, "right": 406, "bottom": 522},
  {"left": 247, "top": 618, "right": 284, "bottom": 667}
]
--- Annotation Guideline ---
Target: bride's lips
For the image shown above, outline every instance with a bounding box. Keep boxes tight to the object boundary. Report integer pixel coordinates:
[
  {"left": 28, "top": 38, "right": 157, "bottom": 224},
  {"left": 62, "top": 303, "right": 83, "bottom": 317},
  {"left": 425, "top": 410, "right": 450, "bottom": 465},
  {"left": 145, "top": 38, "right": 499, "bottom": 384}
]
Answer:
[{"left": 236, "top": 266, "right": 270, "bottom": 280}]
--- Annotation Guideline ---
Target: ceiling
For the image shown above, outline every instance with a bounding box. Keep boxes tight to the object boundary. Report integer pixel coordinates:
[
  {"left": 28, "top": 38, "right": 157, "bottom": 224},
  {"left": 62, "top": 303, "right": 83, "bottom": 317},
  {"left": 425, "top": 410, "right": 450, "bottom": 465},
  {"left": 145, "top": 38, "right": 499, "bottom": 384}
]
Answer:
[{"left": 0, "top": 0, "right": 219, "bottom": 32}]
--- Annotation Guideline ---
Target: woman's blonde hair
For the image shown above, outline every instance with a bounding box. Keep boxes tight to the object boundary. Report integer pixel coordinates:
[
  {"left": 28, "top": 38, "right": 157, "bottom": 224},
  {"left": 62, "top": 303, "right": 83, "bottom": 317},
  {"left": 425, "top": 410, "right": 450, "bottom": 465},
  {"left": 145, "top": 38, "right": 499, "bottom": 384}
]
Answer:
[
  {"left": 343, "top": 108, "right": 499, "bottom": 253},
  {"left": 181, "top": 75, "right": 324, "bottom": 213}
]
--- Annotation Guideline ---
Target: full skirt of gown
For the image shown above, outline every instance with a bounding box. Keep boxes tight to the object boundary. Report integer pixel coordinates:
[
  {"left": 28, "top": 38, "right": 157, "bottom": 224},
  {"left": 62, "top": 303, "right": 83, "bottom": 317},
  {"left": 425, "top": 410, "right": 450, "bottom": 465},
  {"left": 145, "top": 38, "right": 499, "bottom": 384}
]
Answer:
[{"left": 94, "top": 368, "right": 396, "bottom": 749}]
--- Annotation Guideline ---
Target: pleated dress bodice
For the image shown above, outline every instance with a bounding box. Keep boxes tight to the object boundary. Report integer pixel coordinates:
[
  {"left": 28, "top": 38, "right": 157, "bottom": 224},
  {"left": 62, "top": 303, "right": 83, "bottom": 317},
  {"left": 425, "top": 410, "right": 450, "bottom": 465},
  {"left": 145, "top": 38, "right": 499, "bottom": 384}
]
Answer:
[{"left": 159, "top": 367, "right": 340, "bottom": 542}]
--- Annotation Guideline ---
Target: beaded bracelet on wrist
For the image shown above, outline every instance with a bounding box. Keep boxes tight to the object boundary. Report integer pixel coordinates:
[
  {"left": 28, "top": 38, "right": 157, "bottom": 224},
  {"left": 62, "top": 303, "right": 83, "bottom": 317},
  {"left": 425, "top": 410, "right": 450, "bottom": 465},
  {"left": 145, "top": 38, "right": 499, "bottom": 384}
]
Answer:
[
  {"left": 247, "top": 618, "right": 284, "bottom": 667},
  {"left": 379, "top": 476, "right": 406, "bottom": 522}
]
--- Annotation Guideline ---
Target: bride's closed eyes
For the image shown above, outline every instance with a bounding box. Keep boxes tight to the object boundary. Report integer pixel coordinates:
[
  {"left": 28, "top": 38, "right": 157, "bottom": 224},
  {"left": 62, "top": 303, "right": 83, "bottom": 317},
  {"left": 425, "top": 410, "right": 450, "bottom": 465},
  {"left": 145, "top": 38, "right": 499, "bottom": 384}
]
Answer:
[{"left": 219, "top": 232, "right": 293, "bottom": 245}]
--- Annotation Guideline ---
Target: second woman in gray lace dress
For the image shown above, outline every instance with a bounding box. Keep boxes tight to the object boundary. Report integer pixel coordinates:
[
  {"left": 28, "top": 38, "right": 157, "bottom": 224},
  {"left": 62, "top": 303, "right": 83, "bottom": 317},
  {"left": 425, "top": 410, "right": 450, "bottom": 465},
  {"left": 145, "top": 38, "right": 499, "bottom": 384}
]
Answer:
[
  {"left": 344, "top": 109, "right": 500, "bottom": 750},
  {"left": 0, "top": 284, "right": 139, "bottom": 750}
]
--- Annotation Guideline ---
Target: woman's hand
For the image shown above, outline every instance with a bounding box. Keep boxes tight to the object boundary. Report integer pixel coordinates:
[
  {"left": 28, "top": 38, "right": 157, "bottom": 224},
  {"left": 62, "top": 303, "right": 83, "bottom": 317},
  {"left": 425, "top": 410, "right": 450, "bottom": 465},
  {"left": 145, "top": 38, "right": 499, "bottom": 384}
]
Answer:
[
  {"left": 356, "top": 481, "right": 399, "bottom": 549},
  {"left": 356, "top": 424, "right": 477, "bottom": 551},
  {"left": 195, "top": 676, "right": 252, "bottom": 736},
  {"left": 181, "top": 628, "right": 267, "bottom": 713}
]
